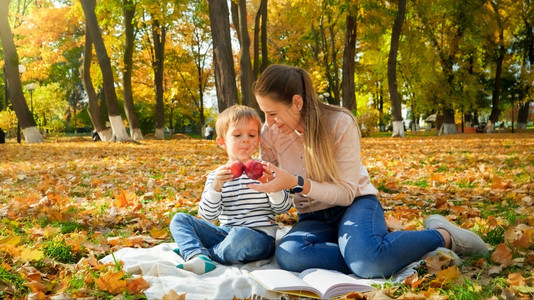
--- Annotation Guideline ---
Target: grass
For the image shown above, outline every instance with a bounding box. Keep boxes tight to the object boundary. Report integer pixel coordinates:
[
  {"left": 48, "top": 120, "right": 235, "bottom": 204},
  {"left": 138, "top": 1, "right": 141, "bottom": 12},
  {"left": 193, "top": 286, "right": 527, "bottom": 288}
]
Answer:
[
  {"left": 43, "top": 239, "right": 80, "bottom": 264},
  {"left": 0, "top": 265, "right": 28, "bottom": 296}
]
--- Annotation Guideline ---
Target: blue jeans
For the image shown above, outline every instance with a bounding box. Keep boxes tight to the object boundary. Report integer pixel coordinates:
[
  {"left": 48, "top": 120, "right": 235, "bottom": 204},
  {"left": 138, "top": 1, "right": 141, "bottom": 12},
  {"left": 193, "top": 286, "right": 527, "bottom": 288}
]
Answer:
[
  {"left": 275, "top": 195, "right": 445, "bottom": 278},
  {"left": 170, "top": 213, "right": 275, "bottom": 265}
]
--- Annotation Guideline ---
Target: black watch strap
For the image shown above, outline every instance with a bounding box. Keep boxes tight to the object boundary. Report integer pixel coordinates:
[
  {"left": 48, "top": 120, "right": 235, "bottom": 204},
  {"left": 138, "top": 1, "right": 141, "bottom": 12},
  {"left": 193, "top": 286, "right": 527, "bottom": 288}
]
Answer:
[{"left": 290, "top": 175, "right": 304, "bottom": 194}]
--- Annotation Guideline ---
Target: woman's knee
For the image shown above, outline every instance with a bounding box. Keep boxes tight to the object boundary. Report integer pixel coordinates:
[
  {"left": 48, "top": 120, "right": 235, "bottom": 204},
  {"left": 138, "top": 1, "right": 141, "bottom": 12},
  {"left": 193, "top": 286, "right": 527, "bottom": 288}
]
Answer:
[
  {"left": 347, "top": 254, "right": 396, "bottom": 278},
  {"left": 275, "top": 238, "right": 308, "bottom": 272}
]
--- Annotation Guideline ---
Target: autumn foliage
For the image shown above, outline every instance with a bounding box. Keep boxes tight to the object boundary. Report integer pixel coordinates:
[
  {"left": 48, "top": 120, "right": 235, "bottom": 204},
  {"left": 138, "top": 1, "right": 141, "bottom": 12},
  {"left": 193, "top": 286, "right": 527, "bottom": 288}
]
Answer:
[{"left": 0, "top": 134, "right": 533, "bottom": 298}]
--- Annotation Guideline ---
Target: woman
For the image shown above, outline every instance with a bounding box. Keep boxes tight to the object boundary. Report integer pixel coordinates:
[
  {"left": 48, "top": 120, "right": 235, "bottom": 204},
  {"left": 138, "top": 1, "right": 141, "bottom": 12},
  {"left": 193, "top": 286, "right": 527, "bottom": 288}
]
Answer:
[{"left": 248, "top": 64, "right": 488, "bottom": 278}]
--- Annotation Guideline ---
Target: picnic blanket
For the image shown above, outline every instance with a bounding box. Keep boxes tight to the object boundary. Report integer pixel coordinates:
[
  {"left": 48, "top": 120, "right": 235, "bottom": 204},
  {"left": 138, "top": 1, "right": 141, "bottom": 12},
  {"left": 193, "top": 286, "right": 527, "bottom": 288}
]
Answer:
[{"left": 100, "top": 228, "right": 420, "bottom": 299}]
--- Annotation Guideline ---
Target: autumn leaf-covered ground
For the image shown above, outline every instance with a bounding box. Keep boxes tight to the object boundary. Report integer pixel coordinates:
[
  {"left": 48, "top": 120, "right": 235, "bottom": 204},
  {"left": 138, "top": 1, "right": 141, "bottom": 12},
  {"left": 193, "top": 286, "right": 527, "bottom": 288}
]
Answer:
[{"left": 0, "top": 133, "right": 533, "bottom": 299}]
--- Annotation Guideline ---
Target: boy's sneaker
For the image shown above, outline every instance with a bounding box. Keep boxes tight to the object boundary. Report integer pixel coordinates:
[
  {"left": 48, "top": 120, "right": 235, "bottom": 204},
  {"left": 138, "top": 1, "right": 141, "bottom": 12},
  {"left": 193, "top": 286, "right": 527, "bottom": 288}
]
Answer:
[{"left": 424, "top": 214, "right": 489, "bottom": 256}]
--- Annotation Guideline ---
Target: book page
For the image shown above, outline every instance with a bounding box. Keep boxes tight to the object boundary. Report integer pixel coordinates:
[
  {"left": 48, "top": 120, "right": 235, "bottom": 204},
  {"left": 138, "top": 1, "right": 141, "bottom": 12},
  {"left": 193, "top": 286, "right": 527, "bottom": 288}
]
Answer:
[
  {"left": 250, "top": 269, "right": 321, "bottom": 298},
  {"left": 299, "top": 268, "right": 375, "bottom": 298}
]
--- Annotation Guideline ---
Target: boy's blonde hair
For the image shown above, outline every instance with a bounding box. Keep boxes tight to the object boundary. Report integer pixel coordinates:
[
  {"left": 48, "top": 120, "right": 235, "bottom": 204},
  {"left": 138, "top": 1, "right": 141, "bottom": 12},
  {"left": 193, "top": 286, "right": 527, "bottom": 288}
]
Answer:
[{"left": 215, "top": 105, "right": 262, "bottom": 139}]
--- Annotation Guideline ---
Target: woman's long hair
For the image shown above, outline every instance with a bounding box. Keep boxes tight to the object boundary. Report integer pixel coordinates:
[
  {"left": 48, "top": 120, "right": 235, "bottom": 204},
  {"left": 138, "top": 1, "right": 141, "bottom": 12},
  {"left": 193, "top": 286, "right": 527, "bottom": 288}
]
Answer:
[{"left": 253, "top": 64, "right": 356, "bottom": 184}]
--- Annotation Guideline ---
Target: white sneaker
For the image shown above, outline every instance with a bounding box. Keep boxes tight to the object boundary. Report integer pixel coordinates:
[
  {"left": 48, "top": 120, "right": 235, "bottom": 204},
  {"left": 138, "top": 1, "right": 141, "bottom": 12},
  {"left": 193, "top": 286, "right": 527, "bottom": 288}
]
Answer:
[{"left": 424, "top": 214, "right": 489, "bottom": 256}]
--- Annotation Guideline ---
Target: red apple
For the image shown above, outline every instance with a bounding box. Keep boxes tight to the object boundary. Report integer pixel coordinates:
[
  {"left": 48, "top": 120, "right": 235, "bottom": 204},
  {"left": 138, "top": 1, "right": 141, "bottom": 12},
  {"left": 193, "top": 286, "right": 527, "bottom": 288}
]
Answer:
[
  {"left": 244, "top": 160, "right": 264, "bottom": 180},
  {"left": 229, "top": 161, "right": 244, "bottom": 179}
]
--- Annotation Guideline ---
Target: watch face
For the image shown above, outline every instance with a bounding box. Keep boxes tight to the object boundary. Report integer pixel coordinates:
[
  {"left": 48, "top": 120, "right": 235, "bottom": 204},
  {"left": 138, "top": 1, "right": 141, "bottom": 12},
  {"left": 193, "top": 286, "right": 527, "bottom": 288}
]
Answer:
[
  {"left": 292, "top": 186, "right": 303, "bottom": 193},
  {"left": 291, "top": 175, "right": 304, "bottom": 193}
]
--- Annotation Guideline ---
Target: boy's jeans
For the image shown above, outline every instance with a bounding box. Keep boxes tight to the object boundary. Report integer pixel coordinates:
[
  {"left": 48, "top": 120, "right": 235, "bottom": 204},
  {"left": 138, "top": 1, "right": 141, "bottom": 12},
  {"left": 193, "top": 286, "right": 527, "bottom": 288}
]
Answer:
[
  {"left": 275, "top": 195, "right": 445, "bottom": 278},
  {"left": 170, "top": 213, "right": 275, "bottom": 264}
]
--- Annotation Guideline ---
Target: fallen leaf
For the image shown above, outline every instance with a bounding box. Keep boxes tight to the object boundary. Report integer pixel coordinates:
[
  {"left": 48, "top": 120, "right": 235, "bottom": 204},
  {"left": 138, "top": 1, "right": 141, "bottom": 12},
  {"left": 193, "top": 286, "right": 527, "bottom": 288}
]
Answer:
[
  {"left": 491, "top": 243, "right": 513, "bottom": 266},
  {"left": 163, "top": 290, "right": 187, "bottom": 300},
  {"left": 404, "top": 273, "right": 425, "bottom": 289},
  {"left": 430, "top": 266, "right": 461, "bottom": 287},
  {"left": 506, "top": 273, "right": 526, "bottom": 287},
  {"left": 127, "top": 277, "right": 150, "bottom": 294},
  {"left": 94, "top": 270, "right": 127, "bottom": 294},
  {"left": 513, "top": 286, "right": 534, "bottom": 293},
  {"left": 150, "top": 227, "right": 168, "bottom": 239},
  {"left": 19, "top": 247, "right": 44, "bottom": 261},
  {"left": 504, "top": 224, "right": 532, "bottom": 248}
]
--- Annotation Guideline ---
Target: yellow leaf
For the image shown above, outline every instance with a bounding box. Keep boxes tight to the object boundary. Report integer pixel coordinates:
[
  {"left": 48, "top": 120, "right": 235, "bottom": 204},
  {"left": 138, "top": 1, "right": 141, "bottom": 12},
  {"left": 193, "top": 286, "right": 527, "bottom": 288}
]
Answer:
[
  {"left": 149, "top": 227, "right": 168, "bottom": 239},
  {"left": 116, "top": 190, "right": 129, "bottom": 208},
  {"left": 513, "top": 286, "right": 534, "bottom": 293},
  {"left": 19, "top": 247, "right": 44, "bottom": 261},
  {"left": 0, "top": 235, "right": 21, "bottom": 246},
  {"left": 430, "top": 266, "right": 461, "bottom": 287},
  {"left": 431, "top": 174, "right": 447, "bottom": 183}
]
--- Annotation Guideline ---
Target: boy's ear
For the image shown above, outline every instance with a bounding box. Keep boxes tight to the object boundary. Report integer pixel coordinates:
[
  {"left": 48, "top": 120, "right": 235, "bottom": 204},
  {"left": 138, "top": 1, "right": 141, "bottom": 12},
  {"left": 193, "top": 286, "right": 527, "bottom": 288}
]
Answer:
[{"left": 216, "top": 136, "right": 226, "bottom": 148}]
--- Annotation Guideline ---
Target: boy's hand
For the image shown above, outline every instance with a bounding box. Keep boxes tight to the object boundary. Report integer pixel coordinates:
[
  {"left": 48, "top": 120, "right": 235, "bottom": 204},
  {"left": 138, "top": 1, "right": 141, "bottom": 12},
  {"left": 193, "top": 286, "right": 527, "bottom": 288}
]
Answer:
[{"left": 212, "top": 165, "right": 233, "bottom": 192}]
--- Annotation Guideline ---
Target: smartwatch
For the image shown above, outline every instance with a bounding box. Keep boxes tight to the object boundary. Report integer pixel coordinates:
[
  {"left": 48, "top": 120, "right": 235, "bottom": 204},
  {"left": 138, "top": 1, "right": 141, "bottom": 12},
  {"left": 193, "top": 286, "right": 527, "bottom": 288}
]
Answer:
[{"left": 290, "top": 175, "right": 305, "bottom": 194}]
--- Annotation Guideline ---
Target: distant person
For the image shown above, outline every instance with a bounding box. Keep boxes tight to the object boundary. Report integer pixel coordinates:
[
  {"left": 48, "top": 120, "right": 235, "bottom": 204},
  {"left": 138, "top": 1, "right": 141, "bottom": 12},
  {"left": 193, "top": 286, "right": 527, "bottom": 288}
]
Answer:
[
  {"left": 205, "top": 125, "right": 215, "bottom": 140},
  {"left": 169, "top": 105, "right": 292, "bottom": 274},
  {"left": 0, "top": 128, "right": 5, "bottom": 144}
]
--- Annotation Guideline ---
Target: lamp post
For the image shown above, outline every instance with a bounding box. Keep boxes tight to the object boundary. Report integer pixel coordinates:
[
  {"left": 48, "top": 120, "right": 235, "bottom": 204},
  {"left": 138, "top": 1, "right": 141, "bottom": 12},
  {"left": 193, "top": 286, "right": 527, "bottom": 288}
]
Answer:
[{"left": 26, "top": 83, "right": 36, "bottom": 114}]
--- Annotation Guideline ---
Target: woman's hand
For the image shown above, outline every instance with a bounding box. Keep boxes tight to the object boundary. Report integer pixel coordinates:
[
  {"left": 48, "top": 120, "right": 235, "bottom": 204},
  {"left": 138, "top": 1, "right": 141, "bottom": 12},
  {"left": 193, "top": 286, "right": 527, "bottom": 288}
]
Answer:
[
  {"left": 212, "top": 165, "right": 233, "bottom": 192},
  {"left": 247, "top": 162, "right": 297, "bottom": 193}
]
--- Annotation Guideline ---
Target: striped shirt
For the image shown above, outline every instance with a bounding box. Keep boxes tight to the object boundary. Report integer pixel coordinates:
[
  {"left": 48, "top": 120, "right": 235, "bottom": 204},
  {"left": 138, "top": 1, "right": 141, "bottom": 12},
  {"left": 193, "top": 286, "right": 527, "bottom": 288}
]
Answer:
[{"left": 199, "top": 170, "right": 292, "bottom": 237}]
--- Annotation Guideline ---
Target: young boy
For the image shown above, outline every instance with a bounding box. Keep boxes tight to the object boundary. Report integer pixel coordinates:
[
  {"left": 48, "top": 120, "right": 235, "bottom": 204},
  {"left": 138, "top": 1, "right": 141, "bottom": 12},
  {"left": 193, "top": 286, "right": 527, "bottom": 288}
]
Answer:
[{"left": 170, "top": 105, "right": 292, "bottom": 274}]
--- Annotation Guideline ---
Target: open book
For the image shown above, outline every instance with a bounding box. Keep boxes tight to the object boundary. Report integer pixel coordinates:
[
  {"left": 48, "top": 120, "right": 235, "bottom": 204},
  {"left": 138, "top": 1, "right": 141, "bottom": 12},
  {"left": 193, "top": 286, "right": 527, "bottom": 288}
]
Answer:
[{"left": 250, "top": 268, "right": 377, "bottom": 299}]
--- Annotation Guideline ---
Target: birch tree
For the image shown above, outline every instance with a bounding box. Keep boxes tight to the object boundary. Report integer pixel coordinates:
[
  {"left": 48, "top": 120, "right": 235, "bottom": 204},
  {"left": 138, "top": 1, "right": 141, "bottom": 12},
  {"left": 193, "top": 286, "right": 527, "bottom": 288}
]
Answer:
[
  {"left": 80, "top": 0, "right": 130, "bottom": 141},
  {"left": 0, "top": 0, "right": 42, "bottom": 143}
]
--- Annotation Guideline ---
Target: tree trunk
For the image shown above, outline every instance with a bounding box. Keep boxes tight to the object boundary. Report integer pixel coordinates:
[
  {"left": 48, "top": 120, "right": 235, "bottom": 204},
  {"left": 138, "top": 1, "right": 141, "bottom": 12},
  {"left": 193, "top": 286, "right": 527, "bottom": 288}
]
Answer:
[
  {"left": 341, "top": 13, "right": 357, "bottom": 113},
  {"left": 208, "top": 0, "right": 238, "bottom": 112},
  {"left": 80, "top": 0, "right": 130, "bottom": 141},
  {"left": 123, "top": 0, "right": 143, "bottom": 140},
  {"left": 489, "top": 3, "right": 505, "bottom": 124},
  {"left": 259, "top": 0, "right": 268, "bottom": 73},
  {"left": 253, "top": 0, "right": 268, "bottom": 77},
  {"left": 516, "top": 100, "right": 530, "bottom": 130},
  {"left": 439, "top": 108, "right": 459, "bottom": 135},
  {"left": 237, "top": 0, "right": 259, "bottom": 113},
  {"left": 80, "top": 24, "right": 111, "bottom": 141},
  {"left": 377, "top": 82, "right": 385, "bottom": 132},
  {"left": 329, "top": 24, "right": 340, "bottom": 106},
  {"left": 197, "top": 66, "right": 205, "bottom": 137},
  {"left": 489, "top": 44, "right": 505, "bottom": 124},
  {"left": 388, "top": 0, "right": 406, "bottom": 138},
  {"left": 151, "top": 19, "right": 166, "bottom": 140},
  {"left": 0, "top": 0, "right": 42, "bottom": 143}
]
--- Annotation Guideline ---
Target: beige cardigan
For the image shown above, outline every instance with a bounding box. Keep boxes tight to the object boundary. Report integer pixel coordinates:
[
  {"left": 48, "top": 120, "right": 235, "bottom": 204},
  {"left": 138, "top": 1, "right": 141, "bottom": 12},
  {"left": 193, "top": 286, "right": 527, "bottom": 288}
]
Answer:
[{"left": 260, "top": 109, "right": 378, "bottom": 213}]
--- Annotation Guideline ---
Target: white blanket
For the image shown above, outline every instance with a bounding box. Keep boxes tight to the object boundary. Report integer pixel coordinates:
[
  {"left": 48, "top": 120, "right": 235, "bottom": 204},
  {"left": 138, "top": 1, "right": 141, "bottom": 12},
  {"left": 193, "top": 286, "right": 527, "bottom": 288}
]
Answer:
[{"left": 101, "top": 230, "right": 419, "bottom": 299}]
